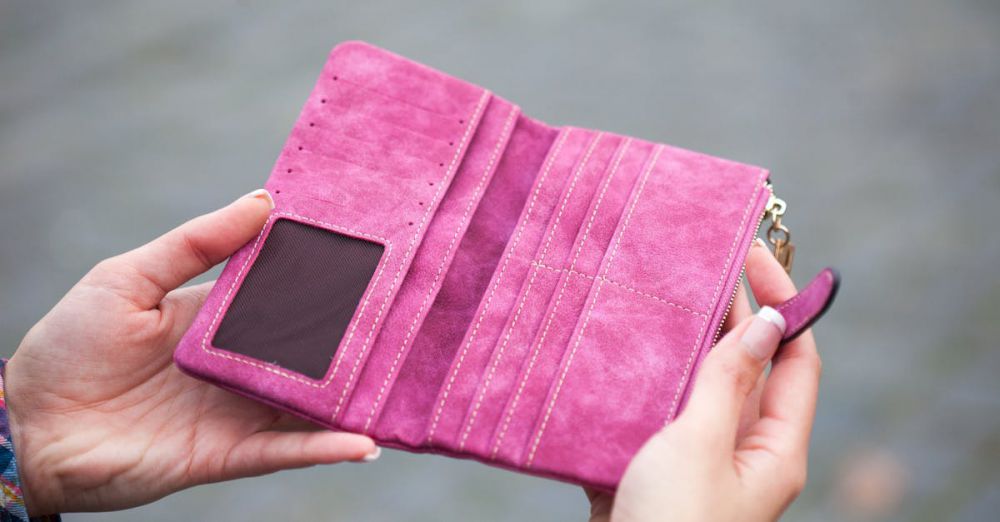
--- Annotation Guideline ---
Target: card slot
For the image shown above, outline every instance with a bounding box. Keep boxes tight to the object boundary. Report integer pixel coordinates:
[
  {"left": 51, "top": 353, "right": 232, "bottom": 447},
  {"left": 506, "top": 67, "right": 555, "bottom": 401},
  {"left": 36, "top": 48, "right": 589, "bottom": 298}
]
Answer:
[
  {"left": 176, "top": 200, "right": 395, "bottom": 421},
  {"left": 517, "top": 146, "right": 769, "bottom": 476},
  {"left": 295, "top": 106, "right": 450, "bottom": 165},
  {"left": 328, "top": 41, "right": 481, "bottom": 117},
  {"left": 270, "top": 150, "right": 439, "bottom": 209},
  {"left": 602, "top": 145, "right": 769, "bottom": 312},
  {"left": 369, "top": 116, "right": 561, "bottom": 447},
  {"left": 318, "top": 91, "right": 493, "bottom": 426},
  {"left": 292, "top": 117, "right": 449, "bottom": 172},
  {"left": 521, "top": 282, "right": 707, "bottom": 488},
  {"left": 211, "top": 218, "right": 386, "bottom": 383},
  {"left": 416, "top": 128, "right": 588, "bottom": 448},
  {"left": 331, "top": 74, "right": 455, "bottom": 118},
  {"left": 483, "top": 139, "right": 657, "bottom": 462},
  {"left": 424, "top": 130, "right": 600, "bottom": 450},
  {"left": 334, "top": 97, "right": 521, "bottom": 433},
  {"left": 322, "top": 88, "right": 467, "bottom": 142},
  {"left": 504, "top": 144, "right": 661, "bottom": 470},
  {"left": 452, "top": 133, "right": 630, "bottom": 455},
  {"left": 278, "top": 145, "right": 438, "bottom": 191}
]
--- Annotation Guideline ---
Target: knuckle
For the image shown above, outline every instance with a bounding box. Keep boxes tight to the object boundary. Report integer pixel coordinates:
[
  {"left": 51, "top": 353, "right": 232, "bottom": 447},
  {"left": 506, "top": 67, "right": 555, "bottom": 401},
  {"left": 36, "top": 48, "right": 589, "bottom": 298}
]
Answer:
[
  {"left": 718, "top": 356, "right": 756, "bottom": 393},
  {"left": 86, "top": 257, "right": 121, "bottom": 282}
]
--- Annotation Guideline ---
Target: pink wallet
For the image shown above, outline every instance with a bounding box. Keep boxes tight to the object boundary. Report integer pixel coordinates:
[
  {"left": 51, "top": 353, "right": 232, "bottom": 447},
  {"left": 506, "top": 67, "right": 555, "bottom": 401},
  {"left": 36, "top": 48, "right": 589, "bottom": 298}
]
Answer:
[{"left": 174, "top": 41, "right": 839, "bottom": 491}]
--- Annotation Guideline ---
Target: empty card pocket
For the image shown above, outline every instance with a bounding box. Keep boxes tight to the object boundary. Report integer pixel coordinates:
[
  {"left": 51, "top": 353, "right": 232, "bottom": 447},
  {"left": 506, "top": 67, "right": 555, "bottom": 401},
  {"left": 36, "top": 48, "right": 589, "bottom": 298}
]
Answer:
[{"left": 212, "top": 218, "right": 385, "bottom": 380}]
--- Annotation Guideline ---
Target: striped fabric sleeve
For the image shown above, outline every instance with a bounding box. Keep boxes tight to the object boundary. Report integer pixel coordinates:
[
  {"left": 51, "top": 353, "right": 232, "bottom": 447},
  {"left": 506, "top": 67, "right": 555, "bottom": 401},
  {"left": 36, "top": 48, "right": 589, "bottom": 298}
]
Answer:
[{"left": 0, "top": 359, "right": 59, "bottom": 522}]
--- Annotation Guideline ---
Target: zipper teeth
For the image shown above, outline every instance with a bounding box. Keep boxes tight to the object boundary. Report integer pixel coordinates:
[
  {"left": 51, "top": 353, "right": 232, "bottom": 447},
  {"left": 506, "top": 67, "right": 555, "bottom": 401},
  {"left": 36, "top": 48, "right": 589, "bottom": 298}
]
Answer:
[{"left": 712, "top": 184, "right": 772, "bottom": 344}]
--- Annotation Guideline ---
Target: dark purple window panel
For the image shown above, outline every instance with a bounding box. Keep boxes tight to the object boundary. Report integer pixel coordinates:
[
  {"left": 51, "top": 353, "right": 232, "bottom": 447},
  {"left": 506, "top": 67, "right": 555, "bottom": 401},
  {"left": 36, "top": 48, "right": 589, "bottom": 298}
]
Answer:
[{"left": 213, "top": 218, "right": 384, "bottom": 379}]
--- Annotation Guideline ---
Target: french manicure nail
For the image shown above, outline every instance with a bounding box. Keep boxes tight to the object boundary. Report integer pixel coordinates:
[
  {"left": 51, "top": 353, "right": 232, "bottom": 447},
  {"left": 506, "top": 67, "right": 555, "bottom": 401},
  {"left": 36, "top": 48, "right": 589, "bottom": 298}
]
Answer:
[
  {"left": 753, "top": 237, "right": 768, "bottom": 248},
  {"left": 361, "top": 446, "right": 381, "bottom": 462},
  {"left": 741, "top": 306, "right": 786, "bottom": 361},
  {"left": 241, "top": 188, "right": 275, "bottom": 209}
]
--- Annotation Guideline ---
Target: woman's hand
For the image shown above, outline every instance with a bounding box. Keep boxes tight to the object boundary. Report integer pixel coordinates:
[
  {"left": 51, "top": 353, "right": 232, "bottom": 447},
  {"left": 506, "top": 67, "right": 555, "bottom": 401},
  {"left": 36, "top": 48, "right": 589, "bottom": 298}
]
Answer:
[
  {"left": 587, "top": 241, "right": 822, "bottom": 522},
  {"left": 5, "top": 190, "right": 377, "bottom": 516}
]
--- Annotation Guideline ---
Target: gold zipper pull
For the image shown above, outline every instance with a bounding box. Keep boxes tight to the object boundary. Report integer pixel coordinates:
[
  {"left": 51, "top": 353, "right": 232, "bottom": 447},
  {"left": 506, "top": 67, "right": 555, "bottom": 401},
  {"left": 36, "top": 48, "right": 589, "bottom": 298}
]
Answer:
[{"left": 764, "top": 186, "right": 795, "bottom": 274}]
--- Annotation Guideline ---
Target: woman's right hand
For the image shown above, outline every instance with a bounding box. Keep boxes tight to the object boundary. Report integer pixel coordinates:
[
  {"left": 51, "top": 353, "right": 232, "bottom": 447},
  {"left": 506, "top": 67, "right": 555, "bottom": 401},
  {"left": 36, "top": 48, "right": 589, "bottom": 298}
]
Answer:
[{"left": 588, "top": 241, "right": 823, "bottom": 522}]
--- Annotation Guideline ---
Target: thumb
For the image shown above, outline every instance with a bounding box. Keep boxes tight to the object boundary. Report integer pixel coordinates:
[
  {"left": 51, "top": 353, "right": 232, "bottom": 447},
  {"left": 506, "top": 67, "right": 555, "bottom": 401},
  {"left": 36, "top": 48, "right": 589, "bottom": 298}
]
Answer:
[
  {"left": 91, "top": 189, "right": 273, "bottom": 309},
  {"left": 682, "top": 306, "right": 787, "bottom": 442}
]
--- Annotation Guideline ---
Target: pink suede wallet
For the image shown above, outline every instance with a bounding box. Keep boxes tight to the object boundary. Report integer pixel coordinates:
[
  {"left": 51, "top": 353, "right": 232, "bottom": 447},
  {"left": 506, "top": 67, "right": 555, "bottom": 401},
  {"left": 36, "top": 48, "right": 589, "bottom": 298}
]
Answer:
[{"left": 174, "top": 41, "right": 839, "bottom": 491}]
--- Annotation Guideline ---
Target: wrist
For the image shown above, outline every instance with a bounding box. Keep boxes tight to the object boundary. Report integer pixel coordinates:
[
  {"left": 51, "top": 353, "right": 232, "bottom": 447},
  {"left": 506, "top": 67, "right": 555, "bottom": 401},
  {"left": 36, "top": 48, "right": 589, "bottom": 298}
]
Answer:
[{"left": 3, "top": 356, "right": 60, "bottom": 517}]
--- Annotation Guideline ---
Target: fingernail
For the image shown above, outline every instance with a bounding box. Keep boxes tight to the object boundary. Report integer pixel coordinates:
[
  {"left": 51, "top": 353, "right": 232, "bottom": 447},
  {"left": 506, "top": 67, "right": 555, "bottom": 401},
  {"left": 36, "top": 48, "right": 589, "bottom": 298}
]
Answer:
[
  {"left": 241, "top": 188, "right": 275, "bottom": 209},
  {"left": 361, "top": 446, "right": 381, "bottom": 462},
  {"left": 753, "top": 237, "right": 768, "bottom": 249},
  {"left": 741, "top": 306, "right": 786, "bottom": 360}
]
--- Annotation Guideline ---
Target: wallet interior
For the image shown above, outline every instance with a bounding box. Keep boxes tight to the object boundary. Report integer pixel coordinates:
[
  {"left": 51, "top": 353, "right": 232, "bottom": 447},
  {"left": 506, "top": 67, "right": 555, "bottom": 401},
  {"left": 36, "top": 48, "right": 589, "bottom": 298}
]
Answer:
[{"left": 175, "top": 41, "right": 771, "bottom": 489}]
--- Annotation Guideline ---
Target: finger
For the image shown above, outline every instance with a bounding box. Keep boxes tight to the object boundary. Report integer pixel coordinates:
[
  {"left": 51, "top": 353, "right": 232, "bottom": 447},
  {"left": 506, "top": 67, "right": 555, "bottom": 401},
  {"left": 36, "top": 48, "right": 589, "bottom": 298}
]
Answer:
[
  {"left": 723, "top": 281, "right": 752, "bottom": 333},
  {"left": 160, "top": 281, "right": 215, "bottom": 343},
  {"left": 94, "top": 190, "right": 273, "bottom": 309},
  {"left": 217, "top": 431, "right": 378, "bottom": 482},
  {"left": 746, "top": 238, "right": 796, "bottom": 306},
  {"left": 744, "top": 245, "right": 822, "bottom": 460},
  {"left": 584, "top": 488, "right": 614, "bottom": 522},
  {"left": 756, "top": 332, "right": 821, "bottom": 457},
  {"left": 736, "top": 371, "right": 766, "bottom": 440},
  {"left": 269, "top": 411, "right": 329, "bottom": 432},
  {"left": 682, "top": 307, "right": 787, "bottom": 443}
]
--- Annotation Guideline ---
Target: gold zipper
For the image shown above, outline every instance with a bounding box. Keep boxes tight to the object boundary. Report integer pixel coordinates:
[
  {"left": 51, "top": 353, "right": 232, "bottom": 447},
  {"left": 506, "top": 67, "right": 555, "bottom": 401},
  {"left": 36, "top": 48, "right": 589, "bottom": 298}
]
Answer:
[{"left": 711, "top": 181, "right": 793, "bottom": 343}]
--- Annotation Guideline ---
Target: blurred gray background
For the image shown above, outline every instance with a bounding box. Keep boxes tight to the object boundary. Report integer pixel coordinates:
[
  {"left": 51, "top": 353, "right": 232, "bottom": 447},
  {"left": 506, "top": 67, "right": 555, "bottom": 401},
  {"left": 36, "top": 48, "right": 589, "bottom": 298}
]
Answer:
[{"left": 2, "top": 1, "right": 998, "bottom": 520}]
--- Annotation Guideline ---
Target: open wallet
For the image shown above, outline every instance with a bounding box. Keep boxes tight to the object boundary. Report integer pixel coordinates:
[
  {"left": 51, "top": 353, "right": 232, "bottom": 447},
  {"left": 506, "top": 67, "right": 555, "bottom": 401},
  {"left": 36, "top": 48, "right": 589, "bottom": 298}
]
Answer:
[{"left": 174, "top": 41, "right": 839, "bottom": 491}]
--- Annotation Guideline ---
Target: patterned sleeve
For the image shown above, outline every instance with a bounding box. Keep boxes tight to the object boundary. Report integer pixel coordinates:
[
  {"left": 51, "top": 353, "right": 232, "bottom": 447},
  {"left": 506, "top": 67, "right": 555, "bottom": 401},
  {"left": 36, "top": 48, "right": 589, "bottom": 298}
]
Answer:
[{"left": 0, "top": 359, "right": 60, "bottom": 522}]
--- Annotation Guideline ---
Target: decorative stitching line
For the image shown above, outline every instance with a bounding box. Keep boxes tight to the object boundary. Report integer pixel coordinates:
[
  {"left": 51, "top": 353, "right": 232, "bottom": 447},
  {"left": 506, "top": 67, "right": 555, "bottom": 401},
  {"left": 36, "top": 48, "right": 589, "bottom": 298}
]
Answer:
[
  {"left": 665, "top": 172, "right": 768, "bottom": 421},
  {"left": 331, "top": 90, "right": 491, "bottom": 420},
  {"left": 529, "top": 262, "right": 706, "bottom": 319},
  {"left": 525, "top": 144, "right": 664, "bottom": 467},
  {"left": 486, "top": 137, "right": 629, "bottom": 458},
  {"left": 199, "top": 211, "right": 392, "bottom": 387},
  {"left": 425, "top": 128, "right": 573, "bottom": 443},
  {"left": 457, "top": 132, "right": 606, "bottom": 452},
  {"left": 362, "top": 106, "right": 519, "bottom": 433}
]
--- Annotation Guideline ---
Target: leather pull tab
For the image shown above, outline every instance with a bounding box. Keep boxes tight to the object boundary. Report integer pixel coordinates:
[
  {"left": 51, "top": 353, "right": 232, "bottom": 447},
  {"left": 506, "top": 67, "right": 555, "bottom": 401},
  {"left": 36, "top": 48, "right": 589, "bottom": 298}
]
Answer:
[{"left": 775, "top": 268, "right": 840, "bottom": 343}]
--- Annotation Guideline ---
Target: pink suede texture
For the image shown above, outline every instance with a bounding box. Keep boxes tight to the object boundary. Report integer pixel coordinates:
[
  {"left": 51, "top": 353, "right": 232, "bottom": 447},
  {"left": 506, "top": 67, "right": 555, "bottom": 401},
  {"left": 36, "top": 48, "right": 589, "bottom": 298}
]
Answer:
[
  {"left": 776, "top": 268, "right": 839, "bottom": 342},
  {"left": 174, "top": 41, "right": 839, "bottom": 491}
]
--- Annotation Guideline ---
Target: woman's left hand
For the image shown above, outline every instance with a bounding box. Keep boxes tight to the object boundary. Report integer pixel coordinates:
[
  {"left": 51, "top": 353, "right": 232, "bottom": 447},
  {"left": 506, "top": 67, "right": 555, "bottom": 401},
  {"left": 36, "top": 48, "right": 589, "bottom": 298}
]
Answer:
[{"left": 5, "top": 190, "right": 377, "bottom": 516}]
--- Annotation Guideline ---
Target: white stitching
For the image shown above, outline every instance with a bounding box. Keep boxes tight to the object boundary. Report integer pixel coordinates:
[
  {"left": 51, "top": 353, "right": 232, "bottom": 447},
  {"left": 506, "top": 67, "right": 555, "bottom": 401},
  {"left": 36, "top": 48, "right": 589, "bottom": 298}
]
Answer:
[
  {"left": 462, "top": 132, "right": 609, "bottom": 452},
  {"left": 665, "top": 172, "right": 767, "bottom": 421},
  {"left": 199, "top": 211, "right": 392, "bottom": 387},
  {"left": 486, "top": 138, "right": 628, "bottom": 457},
  {"left": 425, "top": 129, "right": 573, "bottom": 443},
  {"left": 331, "top": 91, "right": 491, "bottom": 420},
  {"left": 529, "top": 262, "right": 706, "bottom": 319},
  {"left": 362, "top": 106, "right": 519, "bottom": 433},
  {"left": 525, "top": 145, "right": 663, "bottom": 466}
]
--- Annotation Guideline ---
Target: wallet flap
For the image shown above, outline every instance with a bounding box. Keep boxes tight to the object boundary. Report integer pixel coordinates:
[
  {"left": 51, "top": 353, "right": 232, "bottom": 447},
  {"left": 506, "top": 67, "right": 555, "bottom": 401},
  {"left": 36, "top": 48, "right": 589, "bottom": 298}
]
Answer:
[
  {"left": 175, "top": 41, "right": 491, "bottom": 422},
  {"left": 336, "top": 97, "right": 522, "bottom": 431}
]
